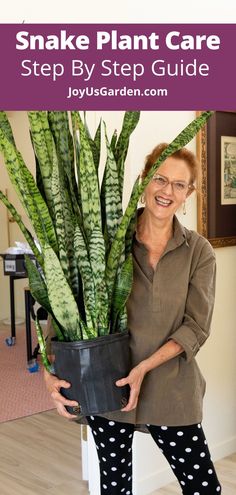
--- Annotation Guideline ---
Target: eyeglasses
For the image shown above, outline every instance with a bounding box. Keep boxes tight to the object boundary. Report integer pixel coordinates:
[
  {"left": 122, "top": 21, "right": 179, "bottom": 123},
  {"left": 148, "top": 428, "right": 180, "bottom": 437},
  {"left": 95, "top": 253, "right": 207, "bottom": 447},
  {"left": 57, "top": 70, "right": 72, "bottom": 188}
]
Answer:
[{"left": 152, "top": 173, "right": 193, "bottom": 193}]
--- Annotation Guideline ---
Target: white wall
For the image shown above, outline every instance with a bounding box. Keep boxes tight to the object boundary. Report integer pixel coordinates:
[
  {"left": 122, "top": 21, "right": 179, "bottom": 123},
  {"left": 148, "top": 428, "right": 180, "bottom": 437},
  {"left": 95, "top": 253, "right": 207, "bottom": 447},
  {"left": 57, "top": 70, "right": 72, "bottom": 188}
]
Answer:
[
  {"left": 200, "top": 246, "right": 236, "bottom": 456},
  {"left": 1, "top": 111, "right": 235, "bottom": 494},
  {"left": 1, "top": 0, "right": 236, "bottom": 22}
]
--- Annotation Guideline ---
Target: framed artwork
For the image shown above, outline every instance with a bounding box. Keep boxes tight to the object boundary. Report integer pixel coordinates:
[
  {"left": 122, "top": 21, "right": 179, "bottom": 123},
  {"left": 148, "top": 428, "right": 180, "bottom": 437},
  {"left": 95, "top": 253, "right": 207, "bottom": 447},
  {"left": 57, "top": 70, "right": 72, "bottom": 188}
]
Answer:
[{"left": 196, "top": 111, "right": 236, "bottom": 247}]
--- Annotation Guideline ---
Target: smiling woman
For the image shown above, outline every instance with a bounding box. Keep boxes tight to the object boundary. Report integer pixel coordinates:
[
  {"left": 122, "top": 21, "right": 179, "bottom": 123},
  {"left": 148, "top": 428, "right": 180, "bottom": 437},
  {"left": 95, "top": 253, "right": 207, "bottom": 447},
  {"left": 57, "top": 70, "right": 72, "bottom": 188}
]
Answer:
[
  {"left": 91, "top": 140, "right": 222, "bottom": 494},
  {"left": 134, "top": 145, "right": 197, "bottom": 268},
  {"left": 140, "top": 156, "right": 193, "bottom": 227}
]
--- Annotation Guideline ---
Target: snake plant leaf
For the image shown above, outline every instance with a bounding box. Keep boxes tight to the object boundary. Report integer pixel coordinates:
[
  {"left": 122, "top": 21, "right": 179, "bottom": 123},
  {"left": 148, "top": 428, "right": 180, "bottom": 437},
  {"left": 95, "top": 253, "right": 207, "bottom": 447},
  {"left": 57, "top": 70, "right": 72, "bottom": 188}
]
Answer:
[
  {"left": 19, "top": 158, "right": 58, "bottom": 252},
  {"left": 106, "top": 111, "right": 214, "bottom": 301},
  {"left": 70, "top": 112, "right": 82, "bottom": 214},
  {"left": 24, "top": 255, "right": 51, "bottom": 313},
  {"left": 51, "top": 145, "right": 73, "bottom": 285},
  {"left": 0, "top": 190, "right": 43, "bottom": 266},
  {"left": 0, "top": 111, "right": 16, "bottom": 146},
  {"left": 73, "top": 112, "right": 102, "bottom": 241},
  {"left": 83, "top": 111, "right": 91, "bottom": 139},
  {"left": 111, "top": 254, "right": 133, "bottom": 333},
  {"left": 25, "top": 255, "right": 64, "bottom": 341},
  {"left": 0, "top": 129, "right": 58, "bottom": 253},
  {"left": 28, "top": 112, "right": 54, "bottom": 216},
  {"left": 116, "top": 306, "right": 128, "bottom": 333},
  {"left": 70, "top": 113, "right": 92, "bottom": 230},
  {"left": 52, "top": 145, "right": 79, "bottom": 297},
  {"left": 111, "top": 129, "right": 118, "bottom": 155},
  {"left": 35, "top": 317, "right": 54, "bottom": 373},
  {"left": 28, "top": 111, "right": 53, "bottom": 164},
  {"left": 47, "top": 112, "right": 80, "bottom": 219},
  {"left": 51, "top": 319, "right": 65, "bottom": 343},
  {"left": 89, "top": 226, "right": 109, "bottom": 334},
  {"left": 114, "top": 111, "right": 140, "bottom": 195},
  {"left": 83, "top": 113, "right": 101, "bottom": 171},
  {"left": 101, "top": 123, "right": 123, "bottom": 250},
  {"left": 124, "top": 176, "right": 140, "bottom": 256},
  {"left": 39, "top": 118, "right": 79, "bottom": 297},
  {"left": 74, "top": 225, "right": 97, "bottom": 336},
  {"left": 43, "top": 245, "right": 82, "bottom": 341},
  {"left": 93, "top": 119, "right": 102, "bottom": 170},
  {"left": 34, "top": 149, "right": 47, "bottom": 206}
]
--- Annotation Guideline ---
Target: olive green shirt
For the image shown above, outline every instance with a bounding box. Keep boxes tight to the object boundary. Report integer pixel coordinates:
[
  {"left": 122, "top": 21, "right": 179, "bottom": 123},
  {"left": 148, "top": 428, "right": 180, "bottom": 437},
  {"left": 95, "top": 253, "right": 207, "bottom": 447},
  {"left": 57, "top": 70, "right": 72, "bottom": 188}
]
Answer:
[{"left": 102, "top": 214, "right": 216, "bottom": 427}]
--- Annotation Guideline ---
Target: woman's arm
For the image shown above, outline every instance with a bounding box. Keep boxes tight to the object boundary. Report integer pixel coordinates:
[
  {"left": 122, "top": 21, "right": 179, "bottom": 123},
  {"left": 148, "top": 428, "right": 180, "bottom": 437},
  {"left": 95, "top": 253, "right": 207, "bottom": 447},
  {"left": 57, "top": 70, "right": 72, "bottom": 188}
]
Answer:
[
  {"left": 167, "top": 239, "right": 216, "bottom": 362},
  {"left": 116, "top": 339, "right": 184, "bottom": 412}
]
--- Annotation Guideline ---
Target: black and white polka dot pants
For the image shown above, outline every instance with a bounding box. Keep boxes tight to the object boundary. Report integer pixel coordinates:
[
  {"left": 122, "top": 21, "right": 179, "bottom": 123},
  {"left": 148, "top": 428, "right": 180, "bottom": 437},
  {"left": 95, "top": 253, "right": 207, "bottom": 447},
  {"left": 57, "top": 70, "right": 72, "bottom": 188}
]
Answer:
[{"left": 86, "top": 415, "right": 222, "bottom": 495}]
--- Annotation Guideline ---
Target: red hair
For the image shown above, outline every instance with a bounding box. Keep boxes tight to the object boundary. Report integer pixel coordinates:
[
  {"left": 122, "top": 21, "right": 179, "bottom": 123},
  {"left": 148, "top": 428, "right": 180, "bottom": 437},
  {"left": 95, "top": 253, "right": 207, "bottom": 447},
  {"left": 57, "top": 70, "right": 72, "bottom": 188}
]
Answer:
[{"left": 142, "top": 143, "right": 198, "bottom": 185}]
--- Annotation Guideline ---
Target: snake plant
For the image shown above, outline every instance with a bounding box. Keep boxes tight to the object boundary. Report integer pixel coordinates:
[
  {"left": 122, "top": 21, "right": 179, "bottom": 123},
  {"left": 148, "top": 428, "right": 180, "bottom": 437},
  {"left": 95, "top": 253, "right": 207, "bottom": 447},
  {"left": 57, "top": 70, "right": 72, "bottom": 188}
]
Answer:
[{"left": 0, "top": 110, "right": 213, "bottom": 371}]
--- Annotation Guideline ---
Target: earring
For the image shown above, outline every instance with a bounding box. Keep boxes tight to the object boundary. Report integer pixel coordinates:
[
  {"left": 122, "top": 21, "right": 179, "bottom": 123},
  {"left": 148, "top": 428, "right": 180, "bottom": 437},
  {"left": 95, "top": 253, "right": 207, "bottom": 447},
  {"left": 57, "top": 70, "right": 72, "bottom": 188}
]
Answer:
[
  {"left": 183, "top": 201, "right": 186, "bottom": 215},
  {"left": 140, "top": 194, "right": 146, "bottom": 205}
]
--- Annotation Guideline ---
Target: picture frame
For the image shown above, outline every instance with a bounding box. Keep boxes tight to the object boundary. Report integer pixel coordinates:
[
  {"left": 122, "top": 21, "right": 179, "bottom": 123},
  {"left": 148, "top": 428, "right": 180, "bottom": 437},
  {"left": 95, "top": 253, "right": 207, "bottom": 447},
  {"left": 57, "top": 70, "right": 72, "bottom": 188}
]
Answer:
[{"left": 196, "top": 110, "right": 236, "bottom": 248}]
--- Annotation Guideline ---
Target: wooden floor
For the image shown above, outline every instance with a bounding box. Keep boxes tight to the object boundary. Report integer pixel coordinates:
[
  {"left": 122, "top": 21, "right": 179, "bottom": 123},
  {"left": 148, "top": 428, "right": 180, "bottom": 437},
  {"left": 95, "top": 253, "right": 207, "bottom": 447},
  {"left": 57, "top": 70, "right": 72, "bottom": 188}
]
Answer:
[
  {"left": 154, "top": 455, "right": 236, "bottom": 495},
  {"left": 0, "top": 409, "right": 235, "bottom": 494}
]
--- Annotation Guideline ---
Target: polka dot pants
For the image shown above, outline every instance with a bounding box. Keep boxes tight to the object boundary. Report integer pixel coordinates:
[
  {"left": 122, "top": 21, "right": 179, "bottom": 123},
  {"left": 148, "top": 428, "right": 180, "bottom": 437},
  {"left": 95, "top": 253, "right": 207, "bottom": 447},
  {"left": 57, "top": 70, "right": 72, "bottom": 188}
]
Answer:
[{"left": 86, "top": 415, "right": 222, "bottom": 495}]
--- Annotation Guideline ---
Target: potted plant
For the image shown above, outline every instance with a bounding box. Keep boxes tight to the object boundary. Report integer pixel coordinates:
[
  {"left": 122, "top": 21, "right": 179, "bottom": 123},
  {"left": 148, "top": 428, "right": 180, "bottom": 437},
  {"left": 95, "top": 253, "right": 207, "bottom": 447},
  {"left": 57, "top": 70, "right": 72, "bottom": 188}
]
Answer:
[{"left": 0, "top": 110, "right": 212, "bottom": 416}]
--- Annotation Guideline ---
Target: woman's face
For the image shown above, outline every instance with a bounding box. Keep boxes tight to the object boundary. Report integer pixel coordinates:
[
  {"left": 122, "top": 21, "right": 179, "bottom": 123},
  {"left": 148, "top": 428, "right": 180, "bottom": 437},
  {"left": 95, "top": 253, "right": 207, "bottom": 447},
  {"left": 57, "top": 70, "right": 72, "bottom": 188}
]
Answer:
[{"left": 143, "top": 156, "right": 193, "bottom": 221}]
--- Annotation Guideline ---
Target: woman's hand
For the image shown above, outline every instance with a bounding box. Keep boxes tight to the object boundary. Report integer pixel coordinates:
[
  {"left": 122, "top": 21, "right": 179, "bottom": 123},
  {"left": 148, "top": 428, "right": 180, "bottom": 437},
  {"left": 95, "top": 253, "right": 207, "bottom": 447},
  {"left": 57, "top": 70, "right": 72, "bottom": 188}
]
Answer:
[
  {"left": 116, "top": 362, "right": 147, "bottom": 412},
  {"left": 44, "top": 369, "right": 79, "bottom": 419}
]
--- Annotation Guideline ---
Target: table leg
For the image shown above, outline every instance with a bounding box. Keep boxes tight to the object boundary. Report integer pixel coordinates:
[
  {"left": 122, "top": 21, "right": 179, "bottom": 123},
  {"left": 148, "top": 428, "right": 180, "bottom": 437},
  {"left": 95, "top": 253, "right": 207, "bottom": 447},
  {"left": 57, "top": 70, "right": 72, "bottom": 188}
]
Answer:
[
  {"left": 9, "top": 276, "right": 16, "bottom": 339},
  {"left": 24, "top": 289, "right": 32, "bottom": 362}
]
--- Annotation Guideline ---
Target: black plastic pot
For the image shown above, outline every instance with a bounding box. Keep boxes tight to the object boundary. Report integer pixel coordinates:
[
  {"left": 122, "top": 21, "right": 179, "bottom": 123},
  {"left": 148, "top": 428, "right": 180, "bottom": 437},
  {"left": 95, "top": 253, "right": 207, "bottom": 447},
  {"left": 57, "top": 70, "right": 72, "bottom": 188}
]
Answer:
[{"left": 51, "top": 331, "right": 131, "bottom": 416}]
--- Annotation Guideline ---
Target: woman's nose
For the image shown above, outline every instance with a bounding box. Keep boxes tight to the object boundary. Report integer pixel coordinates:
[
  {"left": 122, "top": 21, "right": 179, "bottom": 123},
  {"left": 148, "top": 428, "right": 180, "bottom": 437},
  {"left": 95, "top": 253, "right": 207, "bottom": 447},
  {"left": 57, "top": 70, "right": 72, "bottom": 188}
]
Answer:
[{"left": 162, "top": 181, "right": 173, "bottom": 194}]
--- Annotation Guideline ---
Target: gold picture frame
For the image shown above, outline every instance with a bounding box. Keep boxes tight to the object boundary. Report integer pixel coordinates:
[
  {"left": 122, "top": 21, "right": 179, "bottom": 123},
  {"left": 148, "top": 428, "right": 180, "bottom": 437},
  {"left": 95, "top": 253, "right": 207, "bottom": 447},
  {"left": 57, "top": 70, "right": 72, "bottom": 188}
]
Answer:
[{"left": 196, "top": 110, "right": 236, "bottom": 248}]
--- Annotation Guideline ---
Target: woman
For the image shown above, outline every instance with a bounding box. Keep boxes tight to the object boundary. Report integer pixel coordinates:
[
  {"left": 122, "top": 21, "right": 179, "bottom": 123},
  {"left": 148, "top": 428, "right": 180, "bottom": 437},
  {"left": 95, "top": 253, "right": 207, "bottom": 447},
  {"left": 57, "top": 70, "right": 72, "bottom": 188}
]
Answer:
[{"left": 44, "top": 143, "right": 222, "bottom": 494}]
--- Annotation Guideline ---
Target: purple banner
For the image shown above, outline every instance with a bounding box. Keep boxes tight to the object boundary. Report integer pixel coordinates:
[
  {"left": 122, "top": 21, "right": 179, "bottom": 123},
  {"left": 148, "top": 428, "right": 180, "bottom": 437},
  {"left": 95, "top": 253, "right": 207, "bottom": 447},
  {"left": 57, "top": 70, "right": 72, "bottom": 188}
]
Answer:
[{"left": 0, "top": 24, "right": 235, "bottom": 109}]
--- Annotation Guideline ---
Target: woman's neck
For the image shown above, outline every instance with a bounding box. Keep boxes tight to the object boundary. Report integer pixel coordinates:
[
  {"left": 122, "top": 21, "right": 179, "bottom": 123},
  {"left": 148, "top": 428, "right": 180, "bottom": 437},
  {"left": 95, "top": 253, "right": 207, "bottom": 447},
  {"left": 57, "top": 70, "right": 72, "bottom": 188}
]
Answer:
[{"left": 137, "top": 209, "right": 174, "bottom": 245}]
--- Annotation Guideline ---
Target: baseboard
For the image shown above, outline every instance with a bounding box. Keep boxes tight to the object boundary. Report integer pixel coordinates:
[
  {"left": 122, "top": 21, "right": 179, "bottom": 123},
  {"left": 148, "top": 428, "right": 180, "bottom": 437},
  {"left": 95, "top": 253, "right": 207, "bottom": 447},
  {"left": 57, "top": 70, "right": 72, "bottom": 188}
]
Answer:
[
  {"left": 211, "top": 435, "right": 236, "bottom": 462},
  {"left": 134, "top": 436, "right": 236, "bottom": 495},
  {"left": 134, "top": 465, "right": 175, "bottom": 495}
]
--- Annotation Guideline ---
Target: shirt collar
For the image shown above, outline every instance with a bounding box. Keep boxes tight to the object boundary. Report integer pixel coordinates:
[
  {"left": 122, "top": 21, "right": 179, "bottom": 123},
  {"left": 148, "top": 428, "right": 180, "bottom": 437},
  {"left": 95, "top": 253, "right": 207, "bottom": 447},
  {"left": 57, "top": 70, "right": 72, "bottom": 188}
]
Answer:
[{"left": 172, "top": 214, "right": 190, "bottom": 248}]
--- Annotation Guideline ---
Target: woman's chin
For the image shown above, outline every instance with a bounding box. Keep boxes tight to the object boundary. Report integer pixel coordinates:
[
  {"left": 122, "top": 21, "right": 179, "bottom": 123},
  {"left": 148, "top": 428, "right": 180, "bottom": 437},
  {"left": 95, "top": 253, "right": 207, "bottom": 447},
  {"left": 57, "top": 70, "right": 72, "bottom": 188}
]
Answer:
[{"left": 149, "top": 205, "right": 175, "bottom": 220}]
